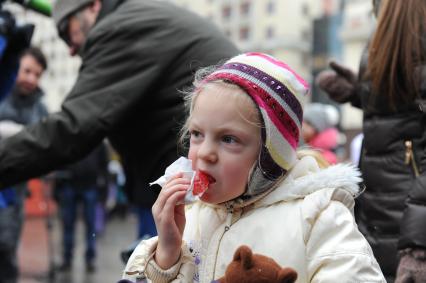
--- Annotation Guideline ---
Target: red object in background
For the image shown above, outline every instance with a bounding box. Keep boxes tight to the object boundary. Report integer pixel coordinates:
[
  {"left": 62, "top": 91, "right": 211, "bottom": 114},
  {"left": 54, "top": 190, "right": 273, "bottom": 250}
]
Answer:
[
  {"left": 25, "top": 179, "right": 56, "bottom": 217},
  {"left": 192, "top": 171, "right": 210, "bottom": 195}
]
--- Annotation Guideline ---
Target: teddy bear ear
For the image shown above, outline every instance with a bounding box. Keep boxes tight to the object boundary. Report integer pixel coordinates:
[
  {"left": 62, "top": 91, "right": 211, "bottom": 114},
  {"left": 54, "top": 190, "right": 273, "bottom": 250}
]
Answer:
[
  {"left": 233, "top": 245, "right": 253, "bottom": 269},
  {"left": 278, "top": 267, "right": 298, "bottom": 283}
]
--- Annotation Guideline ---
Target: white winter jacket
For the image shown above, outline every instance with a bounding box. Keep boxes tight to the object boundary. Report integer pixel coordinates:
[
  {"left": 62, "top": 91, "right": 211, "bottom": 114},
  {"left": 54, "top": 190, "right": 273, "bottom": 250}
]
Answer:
[{"left": 123, "top": 156, "right": 385, "bottom": 283}]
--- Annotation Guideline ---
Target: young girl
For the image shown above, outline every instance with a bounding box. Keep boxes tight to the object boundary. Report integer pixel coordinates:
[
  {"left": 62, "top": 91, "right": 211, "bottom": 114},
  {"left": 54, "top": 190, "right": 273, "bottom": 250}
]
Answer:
[{"left": 122, "top": 53, "right": 385, "bottom": 282}]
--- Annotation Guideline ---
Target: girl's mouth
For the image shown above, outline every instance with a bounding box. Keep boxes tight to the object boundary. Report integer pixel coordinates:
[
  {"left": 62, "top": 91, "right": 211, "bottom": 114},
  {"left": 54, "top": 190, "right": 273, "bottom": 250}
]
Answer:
[
  {"left": 192, "top": 170, "right": 213, "bottom": 195},
  {"left": 200, "top": 170, "right": 216, "bottom": 184}
]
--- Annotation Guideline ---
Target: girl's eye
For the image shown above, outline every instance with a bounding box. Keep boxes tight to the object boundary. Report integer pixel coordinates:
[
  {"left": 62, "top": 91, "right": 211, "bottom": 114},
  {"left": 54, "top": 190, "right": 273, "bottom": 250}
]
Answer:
[
  {"left": 190, "top": 130, "right": 202, "bottom": 139},
  {"left": 222, "top": 135, "right": 238, "bottom": 144}
]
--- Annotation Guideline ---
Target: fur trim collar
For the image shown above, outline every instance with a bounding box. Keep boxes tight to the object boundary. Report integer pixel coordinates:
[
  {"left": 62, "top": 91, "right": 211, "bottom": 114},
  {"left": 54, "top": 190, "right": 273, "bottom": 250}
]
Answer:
[
  {"left": 257, "top": 156, "right": 362, "bottom": 207},
  {"left": 210, "top": 156, "right": 362, "bottom": 211}
]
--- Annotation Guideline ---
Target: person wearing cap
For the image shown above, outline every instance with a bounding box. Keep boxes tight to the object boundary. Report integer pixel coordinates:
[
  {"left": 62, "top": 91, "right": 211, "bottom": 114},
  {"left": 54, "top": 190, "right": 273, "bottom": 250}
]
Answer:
[
  {"left": 302, "top": 103, "right": 340, "bottom": 165},
  {"left": 0, "top": 0, "right": 238, "bottom": 268}
]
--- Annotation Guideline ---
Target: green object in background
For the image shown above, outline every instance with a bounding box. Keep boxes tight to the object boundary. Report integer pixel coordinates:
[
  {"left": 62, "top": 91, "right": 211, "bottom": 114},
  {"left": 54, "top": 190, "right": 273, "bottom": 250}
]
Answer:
[
  {"left": 27, "top": 0, "right": 51, "bottom": 16},
  {"left": 14, "top": 0, "right": 52, "bottom": 17}
]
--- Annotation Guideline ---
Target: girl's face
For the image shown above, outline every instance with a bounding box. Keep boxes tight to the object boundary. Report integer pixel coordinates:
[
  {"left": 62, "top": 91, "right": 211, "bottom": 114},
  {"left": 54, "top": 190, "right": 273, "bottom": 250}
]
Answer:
[{"left": 187, "top": 83, "right": 261, "bottom": 204}]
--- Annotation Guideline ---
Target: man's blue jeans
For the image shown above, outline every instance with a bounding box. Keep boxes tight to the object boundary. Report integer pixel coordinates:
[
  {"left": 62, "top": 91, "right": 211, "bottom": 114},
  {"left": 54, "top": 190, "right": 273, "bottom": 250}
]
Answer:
[
  {"left": 58, "top": 185, "right": 97, "bottom": 264},
  {"left": 136, "top": 206, "right": 157, "bottom": 239}
]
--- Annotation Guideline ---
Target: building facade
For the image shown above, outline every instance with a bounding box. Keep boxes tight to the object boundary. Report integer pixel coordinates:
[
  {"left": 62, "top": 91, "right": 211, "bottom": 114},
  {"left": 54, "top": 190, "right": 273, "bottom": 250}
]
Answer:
[{"left": 168, "top": 0, "right": 315, "bottom": 84}]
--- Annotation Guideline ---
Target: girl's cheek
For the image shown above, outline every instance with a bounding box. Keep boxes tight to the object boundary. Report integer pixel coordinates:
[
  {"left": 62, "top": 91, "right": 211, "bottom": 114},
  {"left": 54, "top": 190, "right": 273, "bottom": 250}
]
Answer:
[{"left": 187, "top": 148, "right": 197, "bottom": 167}]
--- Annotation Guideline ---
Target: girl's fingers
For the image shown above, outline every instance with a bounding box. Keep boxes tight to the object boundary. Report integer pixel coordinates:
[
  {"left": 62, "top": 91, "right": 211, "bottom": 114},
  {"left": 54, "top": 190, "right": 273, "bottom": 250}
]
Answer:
[
  {"left": 155, "top": 187, "right": 186, "bottom": 217},
  {"left": 154, "top": 183, "right": 188, "bottom": 213},
  {"left": 155, "top": 190, "right": 187, "bottom": 234},
  {"left": 154, "top": 176, "right": 190, "bottom": 210},
  {"left": 163, "top": 174, "right": 191, "bottom": 188},
  {"left": 161, "top": 174, "right": 191, "bottom": 195},
  {"left": 162, "top": 190, "right": 186, "bottom": 216}
]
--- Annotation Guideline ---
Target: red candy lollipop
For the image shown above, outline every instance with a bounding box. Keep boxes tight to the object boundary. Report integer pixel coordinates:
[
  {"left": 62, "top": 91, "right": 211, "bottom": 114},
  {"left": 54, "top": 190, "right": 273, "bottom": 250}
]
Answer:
[{"left": 192, "top": 171, "right": 210, "bottom": 195}]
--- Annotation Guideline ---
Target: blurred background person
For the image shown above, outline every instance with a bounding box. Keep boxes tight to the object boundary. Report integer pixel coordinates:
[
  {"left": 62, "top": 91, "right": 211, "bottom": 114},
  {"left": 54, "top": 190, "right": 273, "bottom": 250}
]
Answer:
[
  {"left": 0, "top": 46, "right": 48, "bottom": 283},
  {"left": 106, "top": 158, "right": 128, "bottom": 220},
  {"left": 0, "top": 47, "right": 48, "bottom": 139},
  {"left": 317, "top": 0, "right": 426, "bottom": 281},
  {"left": 54, "top": 143, "right": 109, "bottom": 273},
  {"left": 302, "top": 102, "right": 341, "bottom": 164}
]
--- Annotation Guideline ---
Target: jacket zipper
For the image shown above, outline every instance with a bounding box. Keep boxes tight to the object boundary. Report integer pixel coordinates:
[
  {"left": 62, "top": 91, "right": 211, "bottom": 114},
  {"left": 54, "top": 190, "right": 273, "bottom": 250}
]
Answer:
[
  {"left": 211, "top": 203, "right": 234, "bottom": 280},
  {"left": 405, "top": 140, "right": 420, "bottom": 177}
]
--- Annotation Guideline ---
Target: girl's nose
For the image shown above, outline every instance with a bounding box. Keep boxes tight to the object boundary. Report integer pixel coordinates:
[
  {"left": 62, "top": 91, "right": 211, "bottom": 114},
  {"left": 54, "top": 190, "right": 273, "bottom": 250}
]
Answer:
[{"left": 197, "top": 140, "right": 218, "bottom": 163}]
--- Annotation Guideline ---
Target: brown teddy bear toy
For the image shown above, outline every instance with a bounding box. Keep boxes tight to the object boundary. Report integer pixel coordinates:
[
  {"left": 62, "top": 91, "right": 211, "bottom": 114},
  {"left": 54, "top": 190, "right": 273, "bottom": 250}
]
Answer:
[{"left": 215, "top": 245, "right": 298, "bottom": 283}]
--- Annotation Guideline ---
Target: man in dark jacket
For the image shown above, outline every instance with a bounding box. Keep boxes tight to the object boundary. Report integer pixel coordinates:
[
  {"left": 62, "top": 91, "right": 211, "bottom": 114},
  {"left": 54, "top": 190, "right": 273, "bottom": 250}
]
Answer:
[
  {"left": 0, "top": 46, "right": 48, "bottom": 283},
  {"left": 0, "top": 0, "right": 239, "bottom": 240}
]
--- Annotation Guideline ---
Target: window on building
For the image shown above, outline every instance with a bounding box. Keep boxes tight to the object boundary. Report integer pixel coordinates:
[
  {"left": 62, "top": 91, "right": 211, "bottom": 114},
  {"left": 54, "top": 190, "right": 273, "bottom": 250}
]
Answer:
[
  {"left": 266, "top": 26, "right": 275, "bottom": 39},
  {"left": 239, "top": 26, "right": 250, "bottom": 40},
  {"left": 241, "top": 2, "right": 251, "bottom": 16},
  {"left": 222, "top": 5, "right": 231, "bottom": 19},
  {"left": 266, "top": 1, "right": 275, "bottom": 14}
]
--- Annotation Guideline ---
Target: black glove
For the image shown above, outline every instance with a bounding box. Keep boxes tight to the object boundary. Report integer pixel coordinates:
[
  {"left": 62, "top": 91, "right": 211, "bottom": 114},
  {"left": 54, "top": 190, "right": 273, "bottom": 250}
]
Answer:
[
  {"left": 395, "top": 248, "right": 426, "bottom": 283},
  {"left": 315, "top": 61, "right": 358, "bottom": 103}
]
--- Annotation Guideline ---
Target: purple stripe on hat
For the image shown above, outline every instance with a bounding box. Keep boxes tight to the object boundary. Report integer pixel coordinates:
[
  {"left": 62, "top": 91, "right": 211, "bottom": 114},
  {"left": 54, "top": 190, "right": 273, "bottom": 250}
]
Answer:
[
  {"left": 219, "top": 63, "right": 303, "bottom": 123},
  {"left": 207, "top": 72, "right": 300, "bottom": 147},
  {"left": 212, "top": 68, "right": 302, "bottom": 130}
]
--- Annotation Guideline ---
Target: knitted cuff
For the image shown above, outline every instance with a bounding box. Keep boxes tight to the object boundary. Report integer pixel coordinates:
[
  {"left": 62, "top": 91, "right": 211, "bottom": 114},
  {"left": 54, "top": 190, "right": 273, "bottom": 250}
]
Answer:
[
  {"left": 399, "top": 248, "right": 426, "bottom": 261},
  {"left": 145, "top": 252, "right": 182, "bottom": 283}
]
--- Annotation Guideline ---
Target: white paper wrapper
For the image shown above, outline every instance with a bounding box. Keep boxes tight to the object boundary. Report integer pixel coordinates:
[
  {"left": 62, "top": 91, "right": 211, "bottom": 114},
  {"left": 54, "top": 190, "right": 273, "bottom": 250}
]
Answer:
[{"left": 149, "top": 157, "right": 203, "bottom": 204}]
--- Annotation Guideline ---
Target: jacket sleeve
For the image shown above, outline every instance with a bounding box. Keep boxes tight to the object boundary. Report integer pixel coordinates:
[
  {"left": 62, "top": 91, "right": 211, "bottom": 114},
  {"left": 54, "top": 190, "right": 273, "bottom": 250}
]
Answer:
[
  {"left": 349, "top": 43, "right": 369, "bottom": 109},
  {"left": 122, "top": 237, "right": 195, "bottom": 283},
  {"left": 303, "top": 190, "right": 386, "bottom": 283},
  {"left": 0, "top": 21, "right": 163, "bottom": 189},
  {"left": 398, "top": 176, "right": 426, "bottom": 249}
]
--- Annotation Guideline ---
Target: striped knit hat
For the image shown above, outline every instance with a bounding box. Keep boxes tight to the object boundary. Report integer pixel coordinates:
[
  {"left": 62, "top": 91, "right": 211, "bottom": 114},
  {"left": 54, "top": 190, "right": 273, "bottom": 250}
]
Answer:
[{"left": 204, "top": 52, "right": 309, "bottom": 173}]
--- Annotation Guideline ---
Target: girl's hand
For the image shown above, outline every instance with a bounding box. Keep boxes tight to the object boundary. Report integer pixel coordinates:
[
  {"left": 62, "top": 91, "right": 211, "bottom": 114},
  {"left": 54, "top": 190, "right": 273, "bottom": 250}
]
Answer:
[{"left": 152, "top": 173, "right": 190, "bottom": 269}]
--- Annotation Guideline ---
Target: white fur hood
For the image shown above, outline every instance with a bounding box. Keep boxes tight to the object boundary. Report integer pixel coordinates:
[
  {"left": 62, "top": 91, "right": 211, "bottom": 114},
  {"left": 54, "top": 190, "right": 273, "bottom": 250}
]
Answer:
[{"left": 256, "top": 155, "right": 362, "bottom": 208}]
